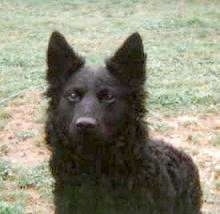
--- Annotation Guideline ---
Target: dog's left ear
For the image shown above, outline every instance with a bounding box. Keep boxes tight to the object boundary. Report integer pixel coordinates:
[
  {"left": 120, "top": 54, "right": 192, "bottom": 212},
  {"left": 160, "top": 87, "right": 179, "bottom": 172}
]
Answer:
[{"left": 106, "top": 32, "right": 146, "bottom": 85}]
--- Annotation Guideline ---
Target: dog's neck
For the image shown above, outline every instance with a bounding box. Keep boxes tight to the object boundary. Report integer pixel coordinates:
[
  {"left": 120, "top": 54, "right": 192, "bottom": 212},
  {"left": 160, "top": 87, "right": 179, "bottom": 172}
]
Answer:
[{"left": 52, "top": 119, "right": 148, "bottom": 177}]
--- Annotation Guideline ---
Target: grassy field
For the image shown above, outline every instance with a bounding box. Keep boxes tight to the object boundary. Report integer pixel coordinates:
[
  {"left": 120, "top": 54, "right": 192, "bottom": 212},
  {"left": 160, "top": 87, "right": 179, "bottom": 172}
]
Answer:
[{"left": 0, "top": 0, "right": 219, "bottom": 213}]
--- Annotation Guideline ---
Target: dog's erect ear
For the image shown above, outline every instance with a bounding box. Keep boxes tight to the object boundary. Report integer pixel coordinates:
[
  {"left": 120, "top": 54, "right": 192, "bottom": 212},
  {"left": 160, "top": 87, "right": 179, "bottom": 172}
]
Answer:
[
  {"left": 47, "top": 31, "right": 84, "bottom": 83},
  {"left": 106, "top": 32, "right": 146, "bottom": 85}
]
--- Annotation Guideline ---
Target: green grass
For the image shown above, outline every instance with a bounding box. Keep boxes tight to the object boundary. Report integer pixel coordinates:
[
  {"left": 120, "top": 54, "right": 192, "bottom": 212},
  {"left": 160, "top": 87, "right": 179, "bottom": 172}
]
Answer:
[
  {"left": 0, "top": 161, "right": 25, "bottom": 214},
  {"left": 0, "top": 0, "right": 219, "bottom": 112},
  {"left": 0, "top": 160, "right": 53, "bottom": 214},
  {"left": 0, "top": 202, "right": 23, "bottom": 214},
  {"left": 0, "top": 109, "right": 11, "bottom": 131},
  {"left": 16, "top": 131, "right": 36, "bottom": 141},
  {"left": 213, "top": 135, "right": 220, "bottom": 147}
]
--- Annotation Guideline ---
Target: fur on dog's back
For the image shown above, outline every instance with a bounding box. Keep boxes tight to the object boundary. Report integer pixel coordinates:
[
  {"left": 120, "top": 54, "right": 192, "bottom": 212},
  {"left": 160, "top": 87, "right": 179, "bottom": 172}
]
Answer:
[{"left": 45, "top": 31, "right": 202, "bottom": 214}]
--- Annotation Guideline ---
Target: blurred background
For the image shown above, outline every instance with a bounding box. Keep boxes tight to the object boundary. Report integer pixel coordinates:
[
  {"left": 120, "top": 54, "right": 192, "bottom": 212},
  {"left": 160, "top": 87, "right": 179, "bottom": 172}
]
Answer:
[{"left": 0, "top": 0, "right": 219, "bottom": 213}]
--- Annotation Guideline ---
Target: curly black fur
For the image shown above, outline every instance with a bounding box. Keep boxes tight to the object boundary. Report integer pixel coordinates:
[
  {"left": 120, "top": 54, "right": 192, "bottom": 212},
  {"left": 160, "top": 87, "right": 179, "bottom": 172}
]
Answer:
[{"left": 45, "top": 31, "right": 202, "bottom": 214}]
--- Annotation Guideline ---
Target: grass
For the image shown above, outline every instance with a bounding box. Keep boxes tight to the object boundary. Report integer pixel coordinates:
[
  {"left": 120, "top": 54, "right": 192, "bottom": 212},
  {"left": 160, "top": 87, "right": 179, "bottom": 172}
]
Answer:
[
  {"left": 0, "top": 0, "right": 219, "bottom": 213},
  {"left": 0, "top": 160, "right": 53, "bottom": 214},
  {"left": 0, "top": 0, "right": 219, "bottom": 112},
  {"left": 0, "top": 161, "right": 25, "bottom": 214},
  {"left": 213, "top": 135, "right": 220, "bottom": 147},
  {"left": 0, "top": 109, "right": 11, "bottom": 131},
  {"left": 16, "top": 131, "right": 36, "bottom": 141}
]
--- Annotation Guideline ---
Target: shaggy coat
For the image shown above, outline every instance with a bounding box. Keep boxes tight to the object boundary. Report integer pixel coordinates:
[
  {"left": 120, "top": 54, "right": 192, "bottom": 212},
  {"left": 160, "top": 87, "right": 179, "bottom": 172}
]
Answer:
[{"left": 45, "top": 31, "right": 202, "bottom": 214}]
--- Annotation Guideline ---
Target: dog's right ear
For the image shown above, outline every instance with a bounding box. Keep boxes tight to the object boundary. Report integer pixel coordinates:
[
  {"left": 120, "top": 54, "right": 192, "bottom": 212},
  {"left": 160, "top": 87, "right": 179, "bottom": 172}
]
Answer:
[{"left": 47, "top": 31, "right": 84, "bottom": 85}]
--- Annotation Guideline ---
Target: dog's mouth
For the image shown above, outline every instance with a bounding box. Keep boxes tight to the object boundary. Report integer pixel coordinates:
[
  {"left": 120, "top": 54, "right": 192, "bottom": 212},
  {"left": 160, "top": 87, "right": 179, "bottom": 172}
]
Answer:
[
  {"left": 68, "top": 125, "right": 115, "bottom": 145},
  {"left": 68, "top": 128, "right": 103, "bottom": 143}
]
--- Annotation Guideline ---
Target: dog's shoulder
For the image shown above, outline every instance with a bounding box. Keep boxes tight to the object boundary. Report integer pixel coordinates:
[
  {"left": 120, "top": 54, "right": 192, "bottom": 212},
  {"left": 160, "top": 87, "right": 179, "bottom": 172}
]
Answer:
[
  {"left": 147, "top": 139, "right": 192, "bottom": 166},
  {"left": 146, "top": 139, "right": 200, "bottom": 191},
  {"left": 147, "top": 139, "right": 199, "bottom": 174}
]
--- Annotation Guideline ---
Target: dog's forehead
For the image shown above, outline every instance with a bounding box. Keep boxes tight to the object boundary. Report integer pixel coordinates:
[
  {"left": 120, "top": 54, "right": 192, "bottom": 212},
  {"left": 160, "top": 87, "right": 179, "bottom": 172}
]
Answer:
[{"left": 67, "top": 66, "right": 118, "bottom": 87}]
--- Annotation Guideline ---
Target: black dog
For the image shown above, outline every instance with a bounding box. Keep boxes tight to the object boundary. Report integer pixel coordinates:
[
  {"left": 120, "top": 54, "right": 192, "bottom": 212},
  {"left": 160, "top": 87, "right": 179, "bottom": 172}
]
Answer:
[{"left": 45, "top": 31, "right": 202, "bottom": 214}]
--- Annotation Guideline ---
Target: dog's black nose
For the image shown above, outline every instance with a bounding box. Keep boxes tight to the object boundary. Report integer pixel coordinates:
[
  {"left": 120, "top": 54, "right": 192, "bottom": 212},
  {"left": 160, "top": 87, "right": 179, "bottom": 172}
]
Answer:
[{"left": 76, "top": 117, "right": 97, "bottom": 130}]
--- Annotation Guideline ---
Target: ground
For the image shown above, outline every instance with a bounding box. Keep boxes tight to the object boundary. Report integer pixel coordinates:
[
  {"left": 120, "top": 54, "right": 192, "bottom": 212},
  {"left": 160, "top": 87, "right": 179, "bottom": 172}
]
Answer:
[
  {"left": 0, "top": 0, "right": 219, "bottom": 213},
  {"left": 0, "top": 91, "right": 219, "bottom": 214}
]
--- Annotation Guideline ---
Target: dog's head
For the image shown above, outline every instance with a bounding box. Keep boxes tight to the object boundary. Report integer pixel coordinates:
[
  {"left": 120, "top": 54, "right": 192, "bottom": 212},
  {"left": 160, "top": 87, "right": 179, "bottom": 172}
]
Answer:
[{"left": 46, "top": 31, "right": 146, "bottom": 144}]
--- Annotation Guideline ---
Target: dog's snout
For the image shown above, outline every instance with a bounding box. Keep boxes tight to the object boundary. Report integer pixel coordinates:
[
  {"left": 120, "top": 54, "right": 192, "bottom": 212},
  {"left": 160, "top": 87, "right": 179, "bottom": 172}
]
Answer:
[{"left": 76, "top": 117, "right": 97, "bottom": 130}]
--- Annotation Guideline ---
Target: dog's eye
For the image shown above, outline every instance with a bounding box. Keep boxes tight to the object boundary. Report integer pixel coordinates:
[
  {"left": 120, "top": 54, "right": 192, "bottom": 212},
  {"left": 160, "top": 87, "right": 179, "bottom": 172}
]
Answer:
[
  {"left": 98, "top": 90, "right": 115, "bottom": 103},
  {"left": 66, "top": 91, "right": 81, "bottom": 103}
]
